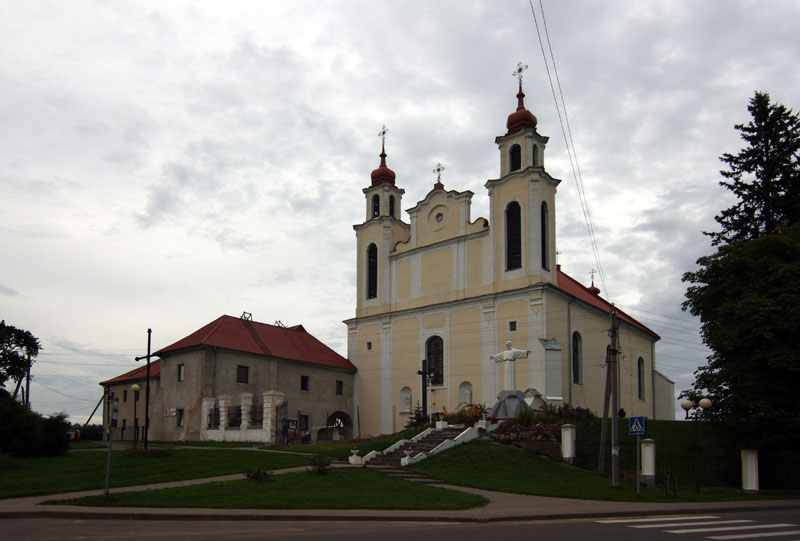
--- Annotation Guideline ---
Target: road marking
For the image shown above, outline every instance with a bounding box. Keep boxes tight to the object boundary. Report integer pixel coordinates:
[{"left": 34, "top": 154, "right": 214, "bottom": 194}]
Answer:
[
  {"left": 631, "top": 519, "right": 753, "bottom": 528},
  {"left": 708, "top": 530, "right": 800, "bottom": 540},
  {"left": 665, "top": 523, "right": 797, "bottom": 534},
  {"left": 598, "top": 515, "right": 719, "bottom": 524}
]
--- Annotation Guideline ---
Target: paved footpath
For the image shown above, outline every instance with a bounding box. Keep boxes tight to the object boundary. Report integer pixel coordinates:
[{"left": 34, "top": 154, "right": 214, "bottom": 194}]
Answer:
[{"left": 1, "top": 463, "right": 798, "bottom": 523}]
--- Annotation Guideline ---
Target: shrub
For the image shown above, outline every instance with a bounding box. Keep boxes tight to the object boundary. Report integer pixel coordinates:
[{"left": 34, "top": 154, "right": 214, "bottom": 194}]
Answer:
[
  {"left": 244, "top": 468, "right": 272, "bottom": 482},
  {"left": 0, "top": 393, "right": 69, "bottom": 457},
  {"left": 309, "top": 454, "right": 332, "bottom": 474}
]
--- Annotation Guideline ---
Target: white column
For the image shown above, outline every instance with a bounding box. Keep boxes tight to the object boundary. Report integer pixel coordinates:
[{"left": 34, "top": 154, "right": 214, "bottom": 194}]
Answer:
[
  {"left": 239, "top": 393, "right": 253, "bottom": 430},
  {"left": 741, "top": 449, "right": 759, "bottom": 494},
  {"left": 263, "top": 391, "right": 285, "bottom": 445},
  {"left": 560, "top": 424, "right": 576, "bottom": 464},
  {"left": 641, "top": 438, "right": 656, "bottom": 486}
]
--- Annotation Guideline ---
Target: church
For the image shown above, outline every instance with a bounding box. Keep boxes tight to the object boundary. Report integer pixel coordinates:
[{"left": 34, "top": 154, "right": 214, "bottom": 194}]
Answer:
[{"left": 345, "top": 78, "right": 674, "bottom": 437}]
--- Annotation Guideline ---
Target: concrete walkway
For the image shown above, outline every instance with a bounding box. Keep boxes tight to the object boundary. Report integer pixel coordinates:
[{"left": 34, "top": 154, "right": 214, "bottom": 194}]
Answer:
[{"left": 1, "top": 463, "right": 798, "bottom": 523}]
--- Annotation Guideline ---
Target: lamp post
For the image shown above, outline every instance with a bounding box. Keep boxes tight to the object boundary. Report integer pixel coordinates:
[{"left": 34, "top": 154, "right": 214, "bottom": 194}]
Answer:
[
  {"left": 681, "top": 397, "right": 712, "bottom": 492},
  {"left": 131, "top": 383, "right": 141, "bottom": 448}
]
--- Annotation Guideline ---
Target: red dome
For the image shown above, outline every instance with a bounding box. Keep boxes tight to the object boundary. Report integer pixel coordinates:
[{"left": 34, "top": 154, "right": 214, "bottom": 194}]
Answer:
[
  {"left": 506, "top": 83, "right": 537, "bottom": 135},
  {"left": 371, "top": 144, "right": 396, "bottom": 186}
]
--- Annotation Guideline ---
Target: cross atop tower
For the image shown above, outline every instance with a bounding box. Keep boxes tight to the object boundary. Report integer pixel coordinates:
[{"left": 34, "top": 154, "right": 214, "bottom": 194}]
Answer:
[
  {"left": 433, "top": 162, "right": 445, "bottom": 183},
  {"left": 589, "top": 268, "right": 597, "bottom": 283},
  {"left": 378, "top": 124, "right": 388, "bottom": 144},
  {"left": 512, "top": 62, "right": 528, "bottom": 85}
]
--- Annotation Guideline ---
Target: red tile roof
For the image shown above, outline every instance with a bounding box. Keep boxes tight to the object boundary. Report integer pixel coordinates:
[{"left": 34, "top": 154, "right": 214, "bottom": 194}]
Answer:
[
  {"left": 556, "top": 267, "right": 659, "bottom": 339},
  {"left": 100, "top": 359, "right": 162, "bottom": 385},
  {"left": 155, "top": 315, "right": 356, "bottom": 371}
]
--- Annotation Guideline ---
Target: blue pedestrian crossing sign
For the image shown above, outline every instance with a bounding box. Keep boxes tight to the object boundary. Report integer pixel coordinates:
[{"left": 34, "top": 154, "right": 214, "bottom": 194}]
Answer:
[{"left": 629, "top": 416, "right": 646, "bottom": 435}]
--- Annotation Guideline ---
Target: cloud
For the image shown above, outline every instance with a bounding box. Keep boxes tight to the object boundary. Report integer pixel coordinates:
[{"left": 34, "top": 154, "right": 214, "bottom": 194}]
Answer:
[{"left": 0, "top": 284, "right": 19, "bottom": 296}]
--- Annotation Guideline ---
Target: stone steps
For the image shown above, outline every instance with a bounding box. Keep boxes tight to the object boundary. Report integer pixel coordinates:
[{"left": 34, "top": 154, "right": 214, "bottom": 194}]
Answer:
[{"left": 364, "top": 426, "right": 466, "bottom": 467}]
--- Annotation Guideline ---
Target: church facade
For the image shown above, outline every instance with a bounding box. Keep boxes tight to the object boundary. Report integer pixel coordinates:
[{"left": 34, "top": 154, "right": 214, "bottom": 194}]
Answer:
[{"left": 346, "top": 83, "right": 674, "bottom": 437}]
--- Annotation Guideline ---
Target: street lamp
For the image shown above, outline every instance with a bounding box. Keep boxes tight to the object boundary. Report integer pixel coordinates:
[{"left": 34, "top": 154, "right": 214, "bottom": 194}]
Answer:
[
  {"left": 131, "top": 383, "right": 140, "bottom": 448},
  {"left": 681, "top": 398, "right": 712, "bottom": 492}
]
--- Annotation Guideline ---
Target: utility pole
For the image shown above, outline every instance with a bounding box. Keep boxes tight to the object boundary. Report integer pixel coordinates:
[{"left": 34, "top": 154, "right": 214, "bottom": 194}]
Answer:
[
  {"left": 416, "top": 359, "right": 430, "bottom": 420},
  {"left": 134, "top": 328, "right": 154, "bottom": 450},
  {"left": 597, "top": 346, "right": 612, "bottom": 474},
  {"left": 610, "top": 305, "right": 620, "bottom": 488}
]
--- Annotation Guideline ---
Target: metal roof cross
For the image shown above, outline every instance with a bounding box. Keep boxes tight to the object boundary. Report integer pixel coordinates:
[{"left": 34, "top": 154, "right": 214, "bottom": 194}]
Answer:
[
  {"left": 513, "top": 62, "right": 528, "bottom": 85},
  {"left": 433, "top": 162, "right": 445, "bottom": 182}
]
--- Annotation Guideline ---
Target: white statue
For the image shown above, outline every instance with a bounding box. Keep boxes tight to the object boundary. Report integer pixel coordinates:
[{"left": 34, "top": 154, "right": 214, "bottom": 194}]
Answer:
[{"left": 490, "top": 341, "right": 531, "bottom": 391}]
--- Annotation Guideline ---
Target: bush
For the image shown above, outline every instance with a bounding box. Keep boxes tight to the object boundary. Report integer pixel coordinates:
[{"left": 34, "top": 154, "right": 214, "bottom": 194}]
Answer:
[
  {"left": 308, "top": 454, "right": 332, "bottom": 475},
  {"left": 0, "top": 393, "right": 69, "bottom": 456},
  {"left": 244, "top": 468, "right": 272, "bottom": 482}
]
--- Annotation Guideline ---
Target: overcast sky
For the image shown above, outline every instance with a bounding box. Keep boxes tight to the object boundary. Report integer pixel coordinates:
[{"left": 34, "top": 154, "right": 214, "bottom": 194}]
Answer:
[{"left": 2, "top": 1, "right": 799, "bottom": 424}]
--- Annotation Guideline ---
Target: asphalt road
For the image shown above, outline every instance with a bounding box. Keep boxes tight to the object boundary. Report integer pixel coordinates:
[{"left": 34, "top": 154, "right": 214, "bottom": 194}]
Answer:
[{"left": 2, "top": 510, "right": 798, "bottom": 540}]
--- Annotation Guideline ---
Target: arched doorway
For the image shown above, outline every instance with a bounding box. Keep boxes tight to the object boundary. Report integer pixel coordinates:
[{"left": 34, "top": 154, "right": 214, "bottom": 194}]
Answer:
[{"left": 317, "top": 411, "right": 353, "bottom": 441}]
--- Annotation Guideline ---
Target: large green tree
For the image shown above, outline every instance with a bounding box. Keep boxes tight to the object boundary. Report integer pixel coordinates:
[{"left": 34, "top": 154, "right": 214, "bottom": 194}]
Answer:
[
  {"left": 0, "top": 320, "right": 41, "bottom": 402},
  {"left": 683, "top": 92, "right": 800, "bottom": 446},
  {"left": 710, "top": 91, "right": 800, "bottom": 246}
]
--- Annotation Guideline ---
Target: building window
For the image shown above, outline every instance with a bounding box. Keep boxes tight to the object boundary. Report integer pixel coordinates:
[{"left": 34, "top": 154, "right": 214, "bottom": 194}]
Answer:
[
  {"left": 506, "top": 201, "right": 521, "bottom": 270},
  {"left": 123, "top": 390, "right": 128, "bottom": 402},
  {"left": 299, "top": 414, "right": 309, "bottom": 432},
  {"left": 509, "top": 144, "right": 521, "bottom": 171},
  {"left": 541, "top": 201, "right": 550, "bottom": 270},
  {"left": 366, "top": 341, "right": 373, "bottom": 351},
  {"left": 372, "top": 194, "right": 380, "bottom": 218},
  {"left": 237, "top": 365, "right": 249, "bottom": 384},
  {"left": 134, "top": 390, "right": 140, "bottom": 401},
  {"left": 176, "top": 408, "right": 184, "bottom": 427},
  {"left": 508, "top": 320, "right": 517, "bottom": 332},
  {"left": 389, "top": 195, "right": 396, "bottom": 217},
  {"left": 177, "top": 364, "right": 184, "bottom": 382},
  {"left": 336, "top": 380, "right": 343, "bottom": 395},
  {"left": 426, "top": 336, "right": 444, "bottom": 386},
  {"left": 638, "top": 357, "right": 646, "bottom": 400},
  {"left": 367, "top": 243, "right": 378, "bottom": 299},
  {"left": 532, "top": 144, "right": 538, "bottom": 166},
  {"left": 572, "top": 331, "right": 583, "bottom": 385},
  {"left": 301, "top": 375, "right": 310, "bottom": 391}
]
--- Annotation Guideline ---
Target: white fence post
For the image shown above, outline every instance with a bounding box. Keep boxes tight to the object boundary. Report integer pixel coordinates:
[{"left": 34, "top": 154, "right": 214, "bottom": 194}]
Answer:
[
  {"left": 561, "top": 424, "right": 576, "bottom": 464},
  {"left": 641, "top": 438, "right": 656, "bottom": 486},
  {"left": 741, "top": 449, "right": 759, "bottom": 494}
]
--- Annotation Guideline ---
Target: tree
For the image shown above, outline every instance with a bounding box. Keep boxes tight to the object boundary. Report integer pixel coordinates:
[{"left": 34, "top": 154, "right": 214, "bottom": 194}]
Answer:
[
  {"left": 682, "top": 224, "right": 800, "bottom": 445},
  {"left": 0, "top": 320, "right": 41, "bottom": 403},
  {"left": 709, "top": 91, "right": 800, "bottom": 246},
  {"left": 683, "top": 92, "right": 800, "bottom": 446}
]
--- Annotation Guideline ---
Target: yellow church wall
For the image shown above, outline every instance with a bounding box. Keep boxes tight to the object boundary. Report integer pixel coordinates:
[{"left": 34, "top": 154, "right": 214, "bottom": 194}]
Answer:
[
  {"left": 397, "top": 258, "right": 411, "bottom": 300},
  {"left": 355, "top": 323, "right": 381, "bottom": 436},
  {"left": 422, "top": 312, "right": 446, "bottom": 329},
  {"left": 421, "top": 247, "right": 453, "bottom": 294},
  {"left": 448, "top": 306, "right": 482, "bottom": 409},
  {"left": 466, "top": 239, "right": 483, "bottom": 287},
  {"left": 391, "top": 316, "right": 421, "bottom": 431}
]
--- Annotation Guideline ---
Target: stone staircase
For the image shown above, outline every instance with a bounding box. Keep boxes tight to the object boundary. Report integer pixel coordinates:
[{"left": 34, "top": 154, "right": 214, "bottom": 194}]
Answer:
[{"left": 365, "top": 427, "right": 465, "bottom": 468}]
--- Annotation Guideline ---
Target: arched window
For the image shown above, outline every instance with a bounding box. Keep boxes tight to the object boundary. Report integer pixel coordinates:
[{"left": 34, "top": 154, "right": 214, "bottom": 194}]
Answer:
[
  {"left": 532, "top": 144, "right": 539, "bottom": 166},
  {"left": 371, "top": 194, "right": 380, "bottom": 218},
  {"left": 541, "top": 201, "right": 550, "bottom": 270},
  {"left": 505, "top": 201, "right": 521, "bottom": 270},
  {"left": 509, "top": 144, "right": 521, "bottom": 171},
  {"left": 637, "top": 357, "right": 645, "bottom": 400},
  {"left": 389, "top": 195, "right": 395, "bottom": 217},
  {"left": 571, "top": 331, "right": 583, "bottom": 385},
  {"left": 366, "top": 244, "right": 378, "bottom": 299},
  {"left": 426, "top": 336, "right": 444, "bottom": 386}
]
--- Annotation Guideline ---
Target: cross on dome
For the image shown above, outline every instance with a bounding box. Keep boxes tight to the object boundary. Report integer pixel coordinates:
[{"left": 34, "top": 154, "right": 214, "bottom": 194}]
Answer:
[
  {"left": 512, "top": 62, "right": 528, "bottom": 86},
  {"left": 378, "top": 124, "right": 388, "bottom": 144}
]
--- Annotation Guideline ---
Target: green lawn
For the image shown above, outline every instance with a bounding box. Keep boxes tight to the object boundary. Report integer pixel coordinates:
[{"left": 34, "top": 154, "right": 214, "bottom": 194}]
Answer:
[
  {"left": 49, "top": 468, "right": 488, "bottom": 510},
  {"left": 0, "top": 449, "right": 309, "bottom": 499},
  {"left": 409, "top": 440, "right": 800, "bottom": 502}
]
